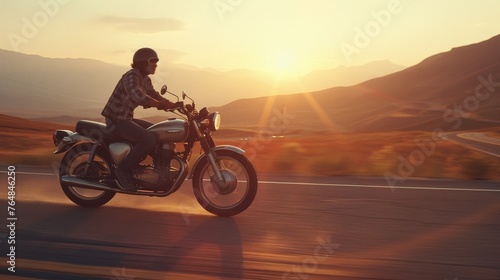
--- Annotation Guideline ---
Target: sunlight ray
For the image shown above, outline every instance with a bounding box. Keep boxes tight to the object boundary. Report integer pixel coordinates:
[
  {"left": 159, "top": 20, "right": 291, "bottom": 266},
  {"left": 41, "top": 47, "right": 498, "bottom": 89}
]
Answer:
[
  {"left": 257, "top": 73, "right": 339, "bottom": 132},
  {"left": 258, "top": 95, "right": 276, "bottom": 128},
  {"left": 302, "top": 92, "right": 337, "bottom": 131}
]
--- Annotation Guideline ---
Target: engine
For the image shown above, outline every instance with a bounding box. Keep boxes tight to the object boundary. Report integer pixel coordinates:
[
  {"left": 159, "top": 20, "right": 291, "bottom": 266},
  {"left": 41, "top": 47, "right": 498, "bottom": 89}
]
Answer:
[
  {"left": 133, "top": 166, "right": 162, "bottom": 185},
  {"left": 132, "top": 143, "right": 176, "bottom": 189},
  {"left": 108, "top": 139, "right": 177, "bottom": 190}
]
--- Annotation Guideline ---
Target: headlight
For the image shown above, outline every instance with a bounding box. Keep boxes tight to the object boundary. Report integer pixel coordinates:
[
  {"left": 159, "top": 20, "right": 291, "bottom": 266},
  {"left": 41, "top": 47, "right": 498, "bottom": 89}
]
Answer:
[{"left": 208, "top": 112, "right": 221, "bottom": 131}]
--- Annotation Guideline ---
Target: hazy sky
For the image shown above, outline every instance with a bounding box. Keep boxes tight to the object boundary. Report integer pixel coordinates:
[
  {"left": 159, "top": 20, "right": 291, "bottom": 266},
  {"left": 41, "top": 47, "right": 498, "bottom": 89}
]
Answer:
[{"left": 1, "top": 0, "right": 500, "bottom": 76}]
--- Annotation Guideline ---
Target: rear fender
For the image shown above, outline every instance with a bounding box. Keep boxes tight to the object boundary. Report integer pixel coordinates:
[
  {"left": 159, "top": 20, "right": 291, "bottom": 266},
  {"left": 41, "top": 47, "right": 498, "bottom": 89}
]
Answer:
[
  {"left": 53, "top": 131, "right": 94, "bottom": 154},
  {"left": 189, "top": 145, "right": 245, "bottom": 179}
]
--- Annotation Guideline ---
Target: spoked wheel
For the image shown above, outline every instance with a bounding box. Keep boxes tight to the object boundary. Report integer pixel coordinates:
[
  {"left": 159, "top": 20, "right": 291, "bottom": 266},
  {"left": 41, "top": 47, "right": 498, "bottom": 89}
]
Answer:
[
  {"left": 59, "top": 144, "right": 116, "bottom": 207},
  {"left": 193, "top": 150, "right": 258, "bottom": 217}
]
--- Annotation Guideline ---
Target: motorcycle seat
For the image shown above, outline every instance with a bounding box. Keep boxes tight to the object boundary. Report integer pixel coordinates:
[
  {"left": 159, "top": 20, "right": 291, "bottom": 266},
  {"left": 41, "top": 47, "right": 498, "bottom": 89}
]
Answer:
[{"left": 75, "top": 120, "right": 122, "bottom": 142}]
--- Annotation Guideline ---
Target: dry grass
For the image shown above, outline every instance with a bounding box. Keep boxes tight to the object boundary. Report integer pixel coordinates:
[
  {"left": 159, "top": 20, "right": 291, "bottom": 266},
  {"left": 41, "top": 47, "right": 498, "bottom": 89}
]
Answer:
[
  {"left": 2, "top": 122, "right": 500, "bottom": 181},
  {"left": 0, "top": 130, "right": 64, "bottom": 166},
  {"left": 221, "top": 130, "right": 500, "bottom": 180},
  {"left": 0, "top": 114, "right": 70, "bottom": 166}
]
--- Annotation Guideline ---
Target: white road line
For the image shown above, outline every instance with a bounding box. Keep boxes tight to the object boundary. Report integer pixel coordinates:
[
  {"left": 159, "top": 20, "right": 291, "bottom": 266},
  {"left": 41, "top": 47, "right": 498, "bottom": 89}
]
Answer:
[{"left": 2, "top": 171, "right": 500, "bottom": 192}]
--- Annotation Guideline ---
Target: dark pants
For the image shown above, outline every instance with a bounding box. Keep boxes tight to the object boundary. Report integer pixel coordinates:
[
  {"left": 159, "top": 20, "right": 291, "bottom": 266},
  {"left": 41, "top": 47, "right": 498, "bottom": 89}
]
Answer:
[{"left": 109, "top": 118, "right": 156, "bottom": 171}]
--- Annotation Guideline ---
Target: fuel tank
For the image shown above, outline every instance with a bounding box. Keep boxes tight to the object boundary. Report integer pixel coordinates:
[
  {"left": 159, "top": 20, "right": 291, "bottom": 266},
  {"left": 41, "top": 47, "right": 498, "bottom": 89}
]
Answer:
[{"left": 148, "top": 118, "right": 189, "bottom": 143}]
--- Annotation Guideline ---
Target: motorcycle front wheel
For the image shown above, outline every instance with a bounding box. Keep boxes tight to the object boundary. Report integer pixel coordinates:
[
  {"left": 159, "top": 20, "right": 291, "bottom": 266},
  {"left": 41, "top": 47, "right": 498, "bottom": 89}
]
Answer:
[
  {"left": 192, "top": 150, "right": 258, "bottom": 217},
  {"left": 59, "top": 144, "right": 116, "bottom": 207}
]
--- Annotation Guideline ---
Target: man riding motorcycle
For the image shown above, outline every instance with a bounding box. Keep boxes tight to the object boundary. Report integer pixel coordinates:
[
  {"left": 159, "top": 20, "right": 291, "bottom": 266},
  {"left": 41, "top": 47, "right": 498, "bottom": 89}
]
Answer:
[{"left": 101, "top": 47, "right": 174, "bottom": 191}]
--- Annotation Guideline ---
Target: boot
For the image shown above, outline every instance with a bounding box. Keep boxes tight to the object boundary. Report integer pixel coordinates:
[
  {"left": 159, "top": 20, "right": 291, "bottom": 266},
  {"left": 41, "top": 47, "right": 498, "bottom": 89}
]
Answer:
[{"left": 115, "top": 166, "right": 136, "bottom": 191}]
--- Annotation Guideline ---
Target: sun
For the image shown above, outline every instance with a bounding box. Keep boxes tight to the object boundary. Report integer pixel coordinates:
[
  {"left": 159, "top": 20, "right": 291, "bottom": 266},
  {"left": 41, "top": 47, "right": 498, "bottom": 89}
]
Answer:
[
  {"left": 270, "top": 50, "right": 299, "bottom": 77},
  {"left": 275, "top": 52, "right": 294, "bottom": 72}
]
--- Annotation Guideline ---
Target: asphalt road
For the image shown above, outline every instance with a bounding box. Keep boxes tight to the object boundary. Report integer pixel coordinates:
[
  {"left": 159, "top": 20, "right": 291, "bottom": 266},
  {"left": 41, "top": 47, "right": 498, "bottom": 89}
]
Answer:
[{"left": 0, "top": 166, "right": 499, "bottom": 280}]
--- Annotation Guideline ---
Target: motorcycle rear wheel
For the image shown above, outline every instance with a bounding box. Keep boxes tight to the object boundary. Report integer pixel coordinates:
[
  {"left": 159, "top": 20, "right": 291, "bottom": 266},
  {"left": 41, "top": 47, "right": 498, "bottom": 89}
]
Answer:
[
  {"left": 192, "top": 150, "right": 258, "bottom": 217},
  {"left": 59, "top": 144, "right": 116, "bottom": 207}
]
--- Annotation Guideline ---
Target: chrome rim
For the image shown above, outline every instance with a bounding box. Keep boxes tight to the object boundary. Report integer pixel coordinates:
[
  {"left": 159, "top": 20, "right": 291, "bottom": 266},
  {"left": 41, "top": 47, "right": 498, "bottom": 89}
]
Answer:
[{"left": 199, "top": 156, "right": 250, "bottom": 209}]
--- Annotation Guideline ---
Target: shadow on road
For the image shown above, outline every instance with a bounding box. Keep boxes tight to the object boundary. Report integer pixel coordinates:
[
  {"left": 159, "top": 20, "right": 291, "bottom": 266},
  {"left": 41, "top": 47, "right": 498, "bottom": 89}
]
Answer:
[{"left": 0, "top": 199, "right": 243, "bottom": 279}]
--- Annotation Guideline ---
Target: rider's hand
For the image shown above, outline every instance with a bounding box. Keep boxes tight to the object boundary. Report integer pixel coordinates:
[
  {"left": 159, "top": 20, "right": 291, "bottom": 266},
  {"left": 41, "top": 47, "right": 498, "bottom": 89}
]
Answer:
[
  {"left": 157, "top": 99, "right": 175, "bottom": 110},
  {"left": 174, "top": 101, "right": 184, "bottom": 109}
]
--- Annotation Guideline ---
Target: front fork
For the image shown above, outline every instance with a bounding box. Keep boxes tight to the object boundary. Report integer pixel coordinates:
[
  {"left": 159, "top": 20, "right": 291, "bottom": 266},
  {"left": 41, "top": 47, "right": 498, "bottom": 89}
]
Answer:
[
  {"left": 206, "top": 151, "right": 224, "bottom": 183},
  {"left": 193, "top": 121, "right": 225, "bottom": 184}
]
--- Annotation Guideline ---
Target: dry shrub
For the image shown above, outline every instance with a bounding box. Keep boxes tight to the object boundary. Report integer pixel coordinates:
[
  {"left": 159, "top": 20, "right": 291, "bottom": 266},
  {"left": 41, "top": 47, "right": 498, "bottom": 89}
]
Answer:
[
  {"left": 365, "top": 145, "right": 398, "bottom": 176},
  {"left": 272, "top": 142, "right": 304, "bottom": 173},
  {"left": 448, "top": 151, "right": 498, "bottom": 180},
  {"left": 309, "top": 152, "right": 352, "bottom": 176}
]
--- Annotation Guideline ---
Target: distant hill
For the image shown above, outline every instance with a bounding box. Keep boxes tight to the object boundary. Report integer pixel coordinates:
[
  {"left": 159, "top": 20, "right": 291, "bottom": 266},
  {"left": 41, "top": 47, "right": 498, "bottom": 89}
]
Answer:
[
  {"left": 0, "top": 113, "right": 70, "bottom": 132},
  {"left": 0, "top": 50, "right": 124, "bottom": 118},
  {"left": 5, "top": 35, "right": 500, "bottom": 133},
  {"left": 33, "top": 115, "right": 104, "bottom": 126},
  {"left": 0, "top": 49, "right": 403, "bottom": 119},
  {"left": 300, "top": 60, "right": 405, "bottom": 91},
  {"left": 212, "top": 34, "right": 500, "bottom": 133}
]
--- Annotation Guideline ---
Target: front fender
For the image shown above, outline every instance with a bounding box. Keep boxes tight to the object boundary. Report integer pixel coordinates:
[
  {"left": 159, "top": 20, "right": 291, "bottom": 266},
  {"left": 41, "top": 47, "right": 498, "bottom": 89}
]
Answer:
[
  {"left": 189, "top": 145, "right": 245, "bottom": 179},
  {"left": 53, "top": 132, "right": 94, "bottom": 154}
]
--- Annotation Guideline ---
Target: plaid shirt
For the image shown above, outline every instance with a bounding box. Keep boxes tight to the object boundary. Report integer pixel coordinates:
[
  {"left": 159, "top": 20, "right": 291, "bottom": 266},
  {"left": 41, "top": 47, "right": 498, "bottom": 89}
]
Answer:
[{"left": 101, "top": 69, "right": 162, "bottom": 122}]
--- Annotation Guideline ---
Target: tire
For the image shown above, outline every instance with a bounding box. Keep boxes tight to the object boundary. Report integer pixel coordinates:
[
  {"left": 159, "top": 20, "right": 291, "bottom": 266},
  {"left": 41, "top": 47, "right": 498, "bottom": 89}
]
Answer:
[
  {"left": 59, "top": 144, "right": 116, "bottom": 207},
  {"left": 192, "top": 150, "right": 258, "bottom": 216}
]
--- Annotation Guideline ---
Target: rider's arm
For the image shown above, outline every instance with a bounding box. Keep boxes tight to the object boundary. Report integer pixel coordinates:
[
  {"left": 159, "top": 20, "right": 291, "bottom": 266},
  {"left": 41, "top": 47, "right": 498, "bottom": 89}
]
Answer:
[
  {"left": 121, "top": 70, "right": 172, "bottom": 110},
  {"left": 143, "top": 94, "right": 174, "bottom": 110},
  {"left": 145, "top": 98, "right": 163, "bottom": 108},
  {"left": 146, "top": 89, "right": 162, "bottom": 100},
  {"left": 122, "top": 70, "right": 158, "bottom": 106},
  {"left": 144, "top": 79, "right": 174, "bottom": 109}
]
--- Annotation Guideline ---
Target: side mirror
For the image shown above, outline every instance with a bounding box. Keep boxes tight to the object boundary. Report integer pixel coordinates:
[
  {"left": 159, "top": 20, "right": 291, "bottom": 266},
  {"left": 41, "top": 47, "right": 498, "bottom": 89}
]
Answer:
[
  {"left": 182, "top": 91, "right": 195, "bottom": 109},
  {"left": 160, "top": 85, "right": 167, "bottom": 95}
]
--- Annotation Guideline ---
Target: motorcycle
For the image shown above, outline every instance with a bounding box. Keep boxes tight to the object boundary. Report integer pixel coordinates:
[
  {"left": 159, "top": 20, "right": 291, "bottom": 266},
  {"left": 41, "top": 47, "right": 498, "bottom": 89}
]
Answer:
[{"left": 52, "top": 86, "right": 258, "bottom": 217}]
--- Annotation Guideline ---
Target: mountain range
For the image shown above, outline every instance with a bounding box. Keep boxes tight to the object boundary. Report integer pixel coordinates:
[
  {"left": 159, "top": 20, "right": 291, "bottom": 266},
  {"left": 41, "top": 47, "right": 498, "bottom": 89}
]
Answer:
[
  {"left": 213, "top": 34, "right": 500, "bottom": 133},
  {"left": 0, "top": 49, "right": 403, "bottom": 119},
  {"left": 2, "top": 35, "right": 500, "bottom": 134}
]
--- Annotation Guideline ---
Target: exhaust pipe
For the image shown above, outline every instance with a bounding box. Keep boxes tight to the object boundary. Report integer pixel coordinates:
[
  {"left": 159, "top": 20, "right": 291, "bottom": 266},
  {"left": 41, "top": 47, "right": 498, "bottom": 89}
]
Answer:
[
  {"left": 60, "top": 175, "right": 165, "bottom": 196},
  {"left": 61, "top": 165, "right": 189, "bottom": 196},
  {"left": 61, "top": 175, "right": 120, "bottom": 193}
]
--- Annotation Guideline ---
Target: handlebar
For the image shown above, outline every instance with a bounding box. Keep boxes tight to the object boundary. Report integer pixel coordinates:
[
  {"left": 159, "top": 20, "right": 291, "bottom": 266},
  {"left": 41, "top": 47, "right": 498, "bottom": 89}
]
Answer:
[
  {"left": 159, "top": 85, "right": 196, "bottom": 115},
  {"left": 159, "top": 101, "right": 183, "bottom": 112},
  {"left": 172, "top": 101, "right": 185, "bottom": 110},
  {"left": 162, "top": 101, "right": 197, "bottom": 116}
]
